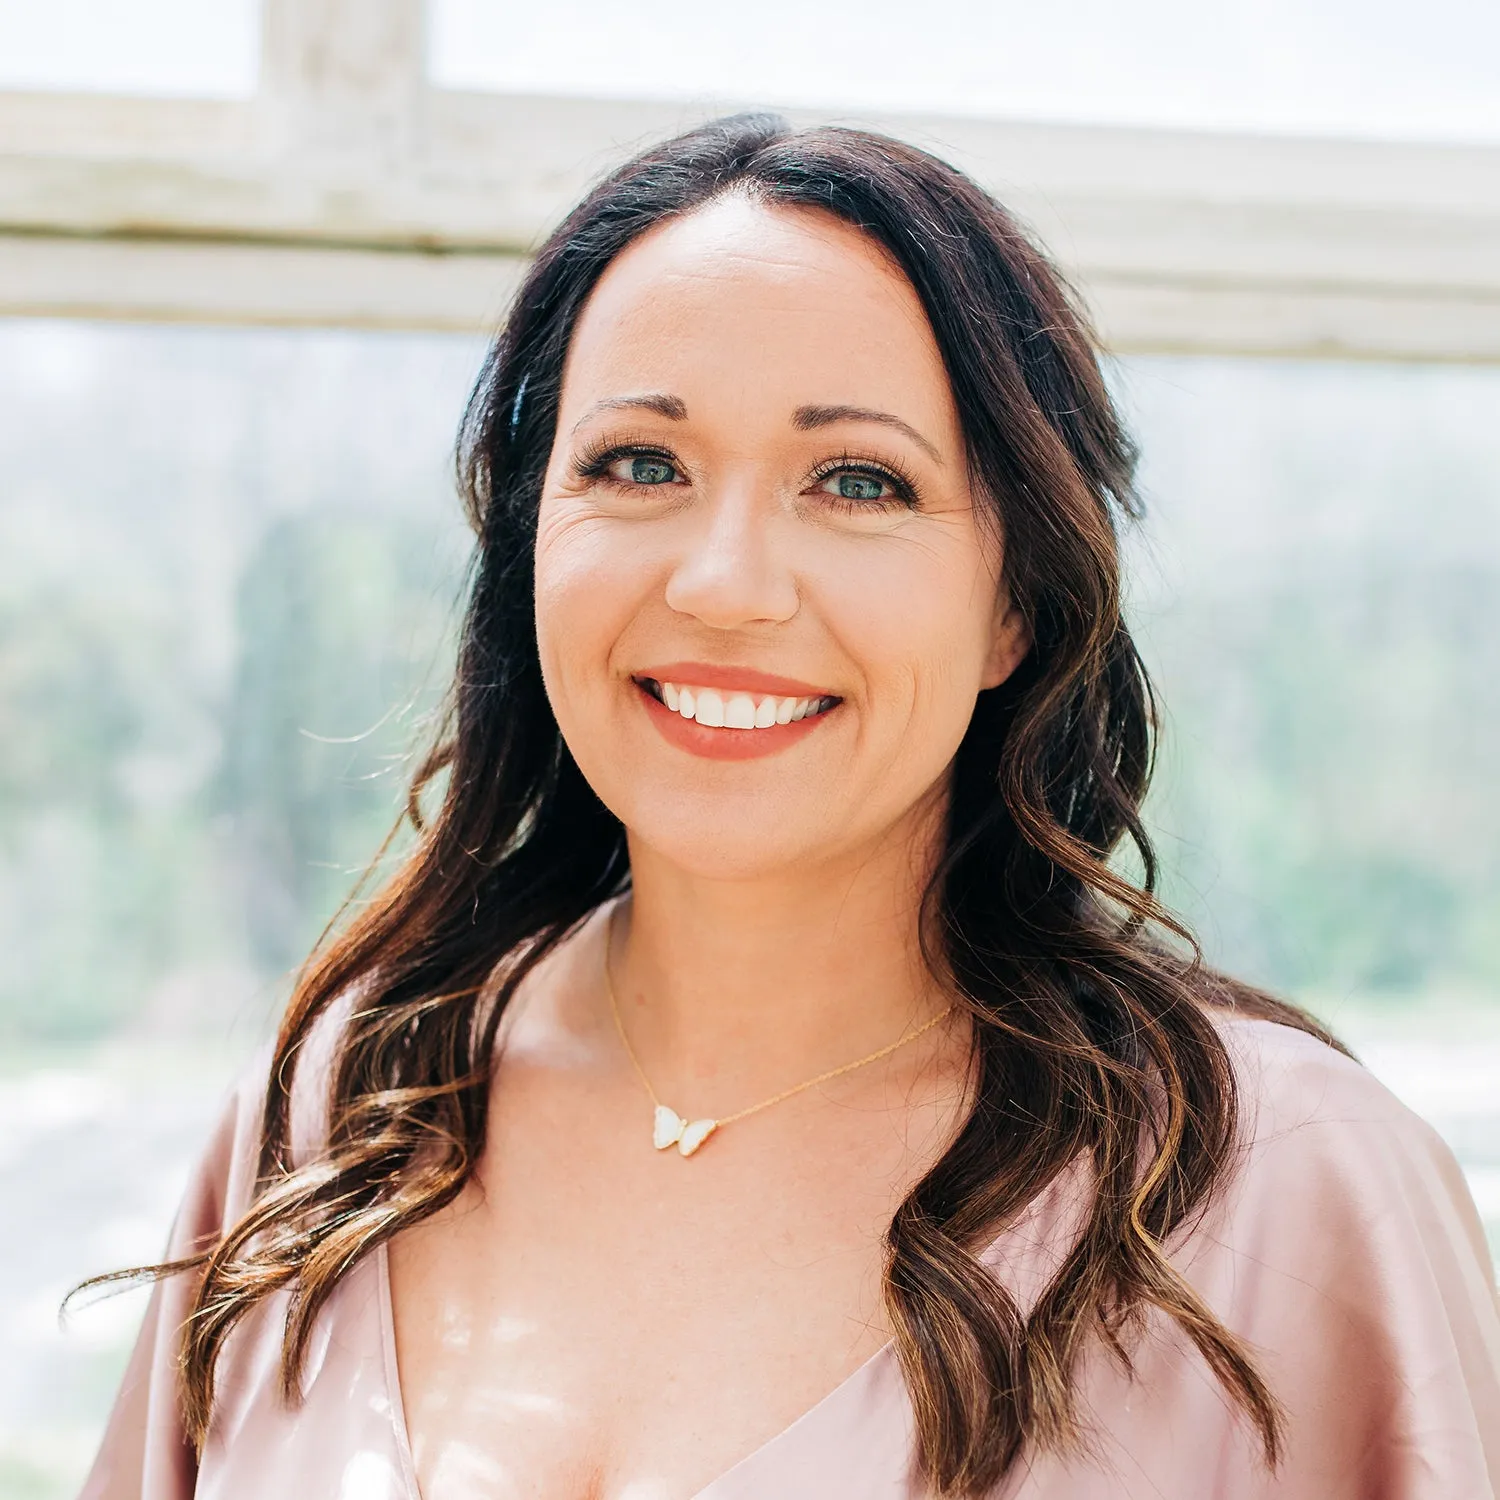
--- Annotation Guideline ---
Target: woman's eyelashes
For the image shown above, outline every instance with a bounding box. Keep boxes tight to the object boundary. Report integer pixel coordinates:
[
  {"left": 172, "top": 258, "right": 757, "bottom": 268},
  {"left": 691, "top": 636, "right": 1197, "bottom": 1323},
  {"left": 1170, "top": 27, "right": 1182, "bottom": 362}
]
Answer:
[
  {"left": 807, "top": 457, "right": 919, "bottom": 511},
  {"left": 573, "top": 440, "right": 920, "bottom": 511},
  {"left": 573, "top": 440, "right": 686, "bottom": 489}
]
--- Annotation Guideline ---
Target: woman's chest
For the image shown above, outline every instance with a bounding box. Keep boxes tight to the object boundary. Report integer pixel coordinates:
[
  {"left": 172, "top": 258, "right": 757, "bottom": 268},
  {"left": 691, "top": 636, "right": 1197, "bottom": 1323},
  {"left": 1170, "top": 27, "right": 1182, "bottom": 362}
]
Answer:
[{"left": 388, "top": 1083, "right": 918, "bottom": 1500}]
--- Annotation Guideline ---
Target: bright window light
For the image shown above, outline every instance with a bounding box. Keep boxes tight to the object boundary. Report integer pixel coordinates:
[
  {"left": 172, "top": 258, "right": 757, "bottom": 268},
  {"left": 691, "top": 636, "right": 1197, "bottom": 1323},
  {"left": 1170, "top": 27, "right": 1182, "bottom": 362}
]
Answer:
[
  {"left": 430, "top": 0, "right": 1500, "bottom": 146},
  {"left": 0, "top": 0, "right": 258, "bottom": 98}
]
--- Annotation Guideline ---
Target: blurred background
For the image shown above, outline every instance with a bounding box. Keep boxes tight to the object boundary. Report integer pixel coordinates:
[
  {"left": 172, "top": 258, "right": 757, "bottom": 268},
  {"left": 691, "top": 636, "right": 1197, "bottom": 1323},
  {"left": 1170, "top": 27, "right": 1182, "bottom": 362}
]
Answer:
[{"left": 2, "top": 1, "right": 1498, "bottom": 1493}]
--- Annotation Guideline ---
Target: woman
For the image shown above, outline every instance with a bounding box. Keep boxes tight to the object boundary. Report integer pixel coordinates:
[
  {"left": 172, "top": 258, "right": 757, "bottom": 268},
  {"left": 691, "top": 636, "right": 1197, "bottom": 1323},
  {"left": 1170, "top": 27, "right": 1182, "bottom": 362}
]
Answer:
[{"left": 83, "top": 114, "right": 1499, "bottom": 1499}]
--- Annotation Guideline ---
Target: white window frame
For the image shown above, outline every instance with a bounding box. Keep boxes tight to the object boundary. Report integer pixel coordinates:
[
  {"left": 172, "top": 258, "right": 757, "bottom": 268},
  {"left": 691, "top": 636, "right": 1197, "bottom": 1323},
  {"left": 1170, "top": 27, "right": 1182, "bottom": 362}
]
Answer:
[{"left": 2, "top": 0, "right": 1498, "bottom": 361}]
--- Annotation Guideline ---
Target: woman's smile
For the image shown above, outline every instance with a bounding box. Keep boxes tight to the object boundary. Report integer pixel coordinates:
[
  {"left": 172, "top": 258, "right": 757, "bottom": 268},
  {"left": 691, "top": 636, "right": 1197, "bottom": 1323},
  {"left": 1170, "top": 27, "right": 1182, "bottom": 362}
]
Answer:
[{"left": 632, "top": 665, "right": 842, "bottom": 760}]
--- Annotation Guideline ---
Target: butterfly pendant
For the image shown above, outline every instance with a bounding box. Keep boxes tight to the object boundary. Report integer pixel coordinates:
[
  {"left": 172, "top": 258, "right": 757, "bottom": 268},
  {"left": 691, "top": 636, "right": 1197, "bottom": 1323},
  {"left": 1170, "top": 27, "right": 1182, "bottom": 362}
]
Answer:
[{"left": 653, "top": 1105, "right": 718, "bottom": 1157}]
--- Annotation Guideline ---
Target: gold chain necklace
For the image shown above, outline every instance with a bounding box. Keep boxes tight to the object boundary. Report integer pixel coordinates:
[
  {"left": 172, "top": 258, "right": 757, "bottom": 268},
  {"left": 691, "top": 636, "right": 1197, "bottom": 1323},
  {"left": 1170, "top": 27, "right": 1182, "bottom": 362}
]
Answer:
[{"left": 603, "top": 918, "right": 956, "bottom": 1157}]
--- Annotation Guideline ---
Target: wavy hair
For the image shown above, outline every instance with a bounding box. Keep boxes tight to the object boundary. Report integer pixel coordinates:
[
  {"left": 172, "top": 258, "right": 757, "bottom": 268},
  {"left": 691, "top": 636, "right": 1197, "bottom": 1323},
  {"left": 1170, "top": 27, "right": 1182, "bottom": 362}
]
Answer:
[{"left": 128, "top": 114, "right": 1341, "bottom": 1494}]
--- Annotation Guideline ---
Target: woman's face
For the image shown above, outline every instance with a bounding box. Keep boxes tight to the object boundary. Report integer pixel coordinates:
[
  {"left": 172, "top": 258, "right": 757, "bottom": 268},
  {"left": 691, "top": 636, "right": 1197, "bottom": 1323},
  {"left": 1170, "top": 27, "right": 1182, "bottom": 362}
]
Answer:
[{"left": 535, "top": 193, "right": 1029, "bottom": 882}]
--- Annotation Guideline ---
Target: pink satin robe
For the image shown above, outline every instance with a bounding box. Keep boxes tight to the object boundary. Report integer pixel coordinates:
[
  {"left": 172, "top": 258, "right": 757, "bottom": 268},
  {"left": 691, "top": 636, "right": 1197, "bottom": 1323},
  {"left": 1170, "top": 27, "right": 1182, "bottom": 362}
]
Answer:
[{"left": 80, "top": 1015, "right": 1500, "bottom": 1498}]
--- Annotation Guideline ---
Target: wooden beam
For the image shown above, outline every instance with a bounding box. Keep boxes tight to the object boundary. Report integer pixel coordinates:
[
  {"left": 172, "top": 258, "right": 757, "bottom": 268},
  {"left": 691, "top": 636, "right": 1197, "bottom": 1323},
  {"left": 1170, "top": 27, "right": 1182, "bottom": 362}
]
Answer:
[
  {"left": 0, "top": 231, "right": 523, "bottom": 331},
  {"left": 2, "top": 0, "right": 1497, "bottom": 359}
]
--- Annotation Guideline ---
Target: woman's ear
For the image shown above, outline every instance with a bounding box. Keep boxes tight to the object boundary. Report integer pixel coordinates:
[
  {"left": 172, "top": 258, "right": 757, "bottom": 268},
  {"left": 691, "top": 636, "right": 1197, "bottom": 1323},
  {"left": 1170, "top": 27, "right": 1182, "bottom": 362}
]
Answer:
[{"left": 981, "top": 589, "right": 1031, "bottom": 690}]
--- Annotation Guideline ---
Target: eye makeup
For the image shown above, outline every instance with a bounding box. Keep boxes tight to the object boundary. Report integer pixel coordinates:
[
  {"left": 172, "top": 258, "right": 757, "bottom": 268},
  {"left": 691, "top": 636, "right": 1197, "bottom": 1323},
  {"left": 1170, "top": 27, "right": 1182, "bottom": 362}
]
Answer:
[
  {"left": 569, "top": 434, "right": 924, "bottom": 511},
  {"left": 806, "top": 451, "right": 921, "bottom": 511},
  {"left": 572, "top": 433, "right": 684, "bottom": 487}
]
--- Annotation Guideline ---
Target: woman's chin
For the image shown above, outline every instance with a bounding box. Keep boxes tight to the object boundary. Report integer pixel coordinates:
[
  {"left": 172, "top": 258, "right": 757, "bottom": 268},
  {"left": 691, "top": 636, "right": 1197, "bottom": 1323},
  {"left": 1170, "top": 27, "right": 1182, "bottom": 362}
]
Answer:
[
  {"left": 595, "top": 758, "right": 942, "bottom": 889},
  {"left": 623, "top": 812, "right": 851, "bottom": 886}
]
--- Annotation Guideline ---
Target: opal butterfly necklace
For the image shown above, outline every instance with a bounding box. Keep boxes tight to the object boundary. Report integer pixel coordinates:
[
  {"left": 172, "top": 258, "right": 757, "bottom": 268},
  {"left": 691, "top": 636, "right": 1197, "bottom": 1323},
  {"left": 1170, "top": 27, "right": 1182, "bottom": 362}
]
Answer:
[{"left": 603, "top": 920, "right": 955, "bottom": 1158}]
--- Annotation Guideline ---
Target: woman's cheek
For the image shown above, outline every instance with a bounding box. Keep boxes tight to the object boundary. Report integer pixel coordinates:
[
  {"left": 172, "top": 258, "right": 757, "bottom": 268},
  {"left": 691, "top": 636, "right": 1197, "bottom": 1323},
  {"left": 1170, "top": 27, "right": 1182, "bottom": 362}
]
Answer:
[
  {"left": 533, "top": 512, "right": 629, "bottom": 714},
  {"left": 816, "top": 535, "right": 993, "bottom": 713}
]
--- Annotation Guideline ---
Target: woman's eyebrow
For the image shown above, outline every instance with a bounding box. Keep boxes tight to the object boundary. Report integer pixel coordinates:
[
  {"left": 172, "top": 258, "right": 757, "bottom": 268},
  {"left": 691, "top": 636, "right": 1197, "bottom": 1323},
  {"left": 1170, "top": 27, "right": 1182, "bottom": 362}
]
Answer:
[
  {"left": 792, "top": 404, "right": 942, "bottom": 463},
  {"left": 572, "top": 392, "right": 687, "bottom": 432}
]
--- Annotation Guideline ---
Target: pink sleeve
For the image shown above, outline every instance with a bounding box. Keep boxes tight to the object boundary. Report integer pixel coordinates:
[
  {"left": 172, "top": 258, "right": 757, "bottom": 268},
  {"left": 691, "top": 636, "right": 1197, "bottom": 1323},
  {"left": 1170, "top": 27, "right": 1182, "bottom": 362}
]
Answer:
[
  {"left": 77, "top": 1068, "right": 267, "bottom": 1500},
  {"left": 1179, "top": 1023, "right": 1500, "bottom": 1498}
]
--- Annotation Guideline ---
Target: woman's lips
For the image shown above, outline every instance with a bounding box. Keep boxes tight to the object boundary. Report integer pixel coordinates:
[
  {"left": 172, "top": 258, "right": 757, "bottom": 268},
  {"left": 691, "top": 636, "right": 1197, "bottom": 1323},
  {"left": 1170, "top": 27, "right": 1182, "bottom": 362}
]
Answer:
[
  {"left": 633, "top": 677, "right": 838, "bottom": 761},
  {"left": 633, "top": 661, "right": 835, "bottom": 698}
]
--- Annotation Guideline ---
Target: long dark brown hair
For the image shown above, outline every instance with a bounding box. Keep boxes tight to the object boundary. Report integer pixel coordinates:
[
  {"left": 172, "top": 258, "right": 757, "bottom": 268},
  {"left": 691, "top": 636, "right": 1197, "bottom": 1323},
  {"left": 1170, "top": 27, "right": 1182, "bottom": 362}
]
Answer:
[{"left": 137, "top": 114, "right": 1342, "bottom": 1494}]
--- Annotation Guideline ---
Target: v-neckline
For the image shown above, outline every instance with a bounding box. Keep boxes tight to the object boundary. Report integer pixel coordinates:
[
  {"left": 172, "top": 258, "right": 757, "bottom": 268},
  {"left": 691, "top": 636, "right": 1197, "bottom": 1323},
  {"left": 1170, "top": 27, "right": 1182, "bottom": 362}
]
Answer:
[{"left": 374, "top": 1241, "right": 903, "bottom": 1500}]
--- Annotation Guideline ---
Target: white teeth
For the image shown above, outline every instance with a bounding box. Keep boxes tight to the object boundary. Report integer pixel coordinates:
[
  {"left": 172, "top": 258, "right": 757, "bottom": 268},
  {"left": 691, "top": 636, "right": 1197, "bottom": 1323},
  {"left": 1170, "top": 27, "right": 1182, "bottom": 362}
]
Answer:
[
  {"left": 724, "top": 693, "right": 756, "bottom": 729},
  {"left": 693, "top": 688, "right": 726, "bottom": 727},
  {"left": 654, "top": 680, "right": 832, "bottom": 731}
]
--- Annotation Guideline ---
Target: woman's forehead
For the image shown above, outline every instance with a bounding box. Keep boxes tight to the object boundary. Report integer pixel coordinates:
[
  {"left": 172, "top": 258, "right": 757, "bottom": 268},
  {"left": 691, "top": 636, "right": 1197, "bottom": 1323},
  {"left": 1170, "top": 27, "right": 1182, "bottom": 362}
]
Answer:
[{"left": 558, "top": 194, "right": 958, "bottom": 443}]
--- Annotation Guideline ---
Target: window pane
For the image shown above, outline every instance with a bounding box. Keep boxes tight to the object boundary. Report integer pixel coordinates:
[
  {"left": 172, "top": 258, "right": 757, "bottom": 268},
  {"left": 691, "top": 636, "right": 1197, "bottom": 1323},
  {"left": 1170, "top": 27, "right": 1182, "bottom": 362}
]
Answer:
[{"left": 1120, "top": 356, "right": 1500, "bottom": 1002}]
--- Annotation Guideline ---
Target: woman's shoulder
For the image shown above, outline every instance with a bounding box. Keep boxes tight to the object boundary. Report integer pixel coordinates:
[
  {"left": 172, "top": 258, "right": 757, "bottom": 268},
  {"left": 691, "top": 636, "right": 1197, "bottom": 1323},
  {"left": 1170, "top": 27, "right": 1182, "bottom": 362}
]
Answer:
[
  {"left": 78, "top": 1002, "right": 385, "bottom": 1500},
  {"left": 1133, "top": 1013, "right": 1500, "bottom": 1494},
  {"left": 191, "top": 1001, "right": 351, "bottom": 1232},
  {"left": 1186, "top": 1011, "right": 1497, "bottom": 1319},
  {"left": 1204, "top": 1012, "right": 1483, "bottom": 1237},
  {"left": 1211, "top": 1011, "right": 1463, "bottom": 1181},
  {"left": 1215, "top": 1010, "right": 1421, "bottom": 1128}
]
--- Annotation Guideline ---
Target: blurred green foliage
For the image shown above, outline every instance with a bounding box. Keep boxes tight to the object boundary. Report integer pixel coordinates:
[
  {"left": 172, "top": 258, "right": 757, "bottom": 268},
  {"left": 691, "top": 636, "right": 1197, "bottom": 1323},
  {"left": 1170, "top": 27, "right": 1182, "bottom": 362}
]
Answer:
[
  {"left": 1145, "top": 563, "right": 1500, "bottom": 997},
  {"left": 216, "top": 511, "right": 460, "bottom": 975},
  {"left": 0, "top": 321, "right": 473, "bottom": 1045},
  {"left": 0, "top": 509, "right": 460, "bottom": 1042},
  {"left": 1120, "top": 356, "right": 1500, "bottom": 1005}
]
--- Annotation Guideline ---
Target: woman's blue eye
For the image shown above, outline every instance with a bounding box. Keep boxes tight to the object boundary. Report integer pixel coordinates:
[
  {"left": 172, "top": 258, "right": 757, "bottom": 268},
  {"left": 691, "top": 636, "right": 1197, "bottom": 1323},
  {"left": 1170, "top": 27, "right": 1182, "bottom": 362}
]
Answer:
[
  {"left": 821, "top": 470, "right": 890, "bottom": 502},
  {"left": 611, "top": 455, "right": 677, "bottom": 485}
]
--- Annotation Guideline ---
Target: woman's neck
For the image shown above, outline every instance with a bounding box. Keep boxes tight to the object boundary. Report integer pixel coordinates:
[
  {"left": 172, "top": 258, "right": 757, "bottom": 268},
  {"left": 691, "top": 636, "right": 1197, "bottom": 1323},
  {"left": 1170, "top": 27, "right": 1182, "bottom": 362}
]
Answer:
[{"left": 610, "top": 808, "right": 954, "bottom": 1110}]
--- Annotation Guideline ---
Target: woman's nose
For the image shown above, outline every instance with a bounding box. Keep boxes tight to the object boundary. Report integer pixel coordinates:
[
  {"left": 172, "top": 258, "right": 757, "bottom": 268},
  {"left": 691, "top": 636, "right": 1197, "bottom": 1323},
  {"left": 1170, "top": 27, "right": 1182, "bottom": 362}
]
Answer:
[{"left": 663, "top": 486, "right": 799, "bottom": 629}]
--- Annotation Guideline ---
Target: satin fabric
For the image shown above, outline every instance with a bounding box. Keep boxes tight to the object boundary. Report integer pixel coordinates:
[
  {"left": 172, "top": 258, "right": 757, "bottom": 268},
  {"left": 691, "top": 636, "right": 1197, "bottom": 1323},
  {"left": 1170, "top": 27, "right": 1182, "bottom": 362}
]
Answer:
[{"left": 80, "top": 1015, "right": 1500, "bottom": 1499}]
